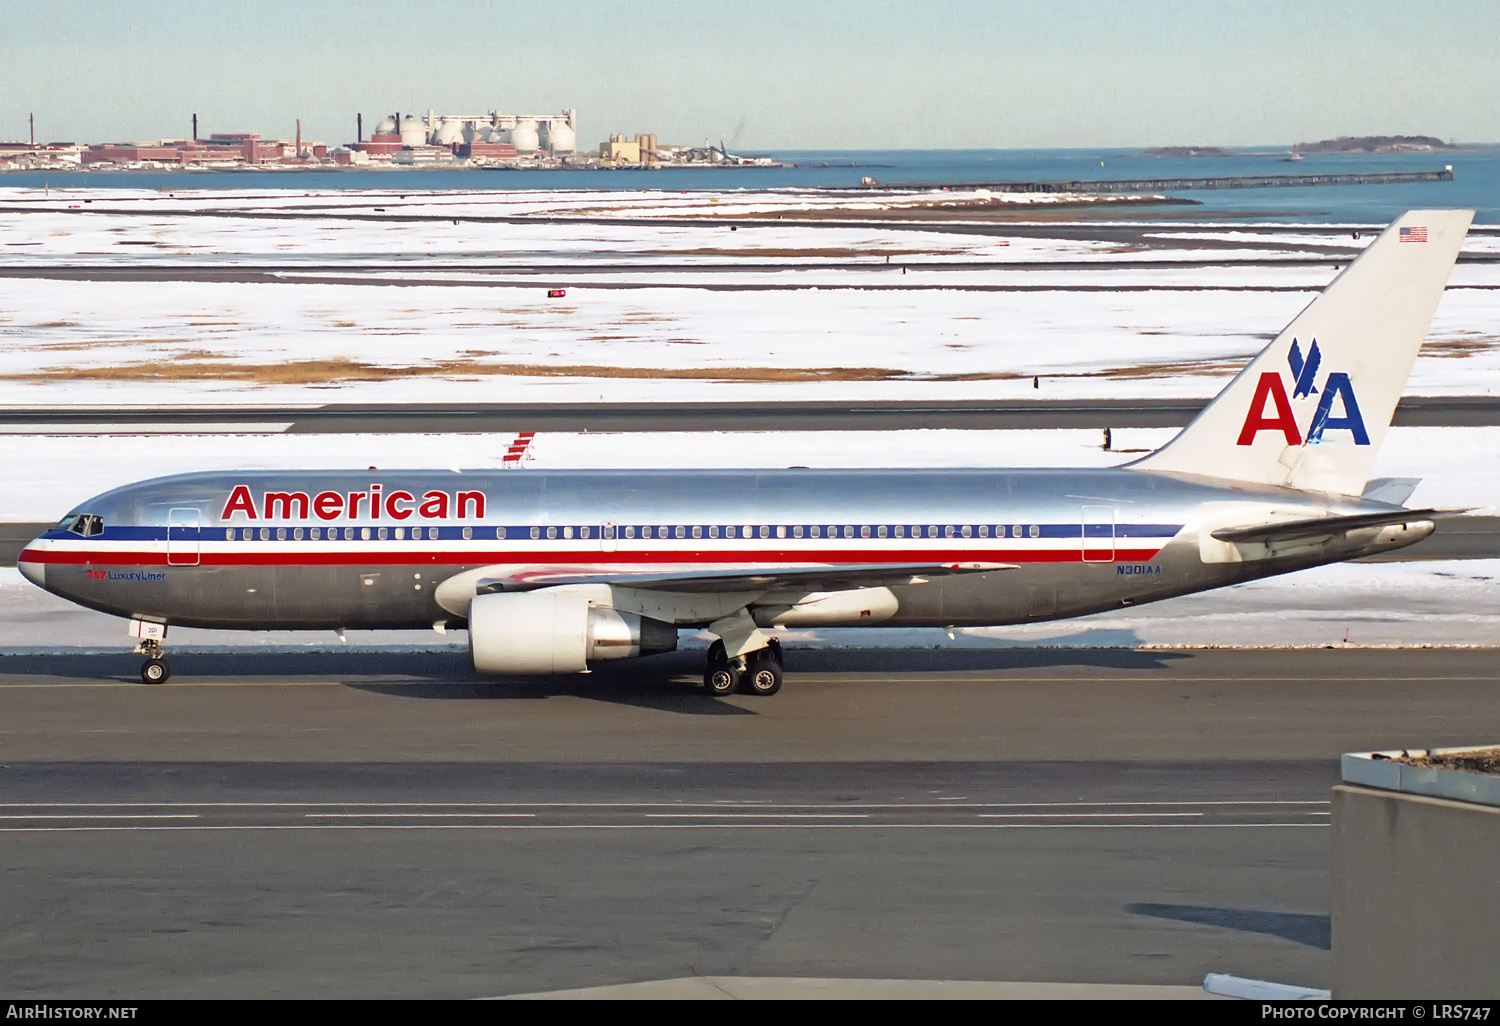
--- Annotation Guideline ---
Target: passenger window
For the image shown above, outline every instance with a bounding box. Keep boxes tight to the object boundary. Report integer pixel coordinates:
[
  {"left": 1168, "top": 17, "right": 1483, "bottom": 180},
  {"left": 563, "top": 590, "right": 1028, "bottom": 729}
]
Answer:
[
  {"left": 546, "top": 526, "right": 557, "bottom": 540},
  {"left": 944, "top": 525, "right": 954, "bottom": 538},
  {"left": 692, "top": 525, "right": 702, "bottom": 539},
  {"left": 675, "top": 525, "right": 685, "bottom": 539},
  {"left": 893, "top": 525, "right": 904, "bottom": 538},
  {"left": 580, "top": 527, "right": 590, "bottom": 539},
  {"left": 462, "top": 526, "right": 472, "bottom": 540},
  {"left": 961, "top": 525, "right": 972, "bottom": 538},
  {"left": 361, "top": 527, "right": 371, "bottom": 541},
  {"left": 624, "top": 525, "right": 635, "bottom": 539},
  {"left": 743, "top": 525, "right": 754, "bottom": 539},
  {"left": 860, "top": 525, "right": 871, "bottom": 538},
  {"left": 293, "top": 527, "right": 304, "bottom": 541},
  {"left": 311, "top": 527, "right": 321, "bottom": 540},
  {"left": 843, "top": 525, "right": 854, "bottom": 539},
  {"left": 758, "top": 525, "right": 769, "bottom": 539},
  {"left": 709, "top": 525, "right": 718, "bottom": 539},
  {"left": 1029, "top": 525, "right": 1040, "bottom": 538},
  {"left": 563, "top": 526, "right": 573, "bottom": 539},
  {"left": 877, "top": 525, "right": 887, "bottom": 538},
  {"left": 394, "top": 527, "right": 404, "bottom": 540},
  {"left": 225, "top": 528, "right": 236, "bottom": 541},
  {"left": 776, "top": 526, "right": 786, "bottom": 539},
  {"left": 345, "top": 527, "right": 355, "bottom": 541},
  {"left": 530, "top": 527, "right": 540, "bottom": 540},
  {"left": 978, "top": 525, "right": 988, "bottom": 538},
  {"left": 277, "top": 527, "right": 287, "bottom": 541},
  {"left": 260, "top": 528, "right": 270, "bottom": 541},
  {"left": 376, "top": 527, "right": 386, "bottom": 540},
  {"left": 792, "top": 525, "right": 803, "bottom": 539}
]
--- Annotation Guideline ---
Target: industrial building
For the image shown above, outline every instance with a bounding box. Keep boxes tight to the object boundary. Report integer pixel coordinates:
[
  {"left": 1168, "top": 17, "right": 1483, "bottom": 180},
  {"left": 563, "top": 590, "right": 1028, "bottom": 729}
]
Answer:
[{"left": 346, "top": 108, "right": 578, "bottom": 164}]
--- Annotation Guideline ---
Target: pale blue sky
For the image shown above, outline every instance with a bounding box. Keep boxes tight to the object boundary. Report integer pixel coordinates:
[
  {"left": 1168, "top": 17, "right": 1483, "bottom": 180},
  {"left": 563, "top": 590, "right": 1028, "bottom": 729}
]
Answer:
[{"left": 2, "top": 0, "right": 1495, "bottom": 149}]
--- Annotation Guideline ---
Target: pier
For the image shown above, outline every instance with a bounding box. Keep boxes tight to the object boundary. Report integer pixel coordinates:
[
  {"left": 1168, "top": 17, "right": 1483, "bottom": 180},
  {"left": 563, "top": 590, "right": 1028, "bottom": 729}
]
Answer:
[{"left": 872, "top": 167, "right": 1455, "bottom": 193}]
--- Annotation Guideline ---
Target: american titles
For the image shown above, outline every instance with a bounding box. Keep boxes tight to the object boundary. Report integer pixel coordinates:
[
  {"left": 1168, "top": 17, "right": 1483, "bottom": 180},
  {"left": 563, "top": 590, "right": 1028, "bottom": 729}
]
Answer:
[{"left": 221, "top": 484, "right": 486, "bottom": 522}]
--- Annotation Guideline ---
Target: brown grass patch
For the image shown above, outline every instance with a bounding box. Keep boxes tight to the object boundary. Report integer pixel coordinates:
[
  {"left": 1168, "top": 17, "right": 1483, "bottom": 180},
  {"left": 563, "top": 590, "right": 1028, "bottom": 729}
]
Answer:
[
  {"left": 1094, "top": 358, "right": 1243, "bottom": 380},
  {"left": 11, "top": 357, "right": 918, "bottom": 385},
  {"left": 1424, "top": 334, "right": 1499, "bottom": 358}
]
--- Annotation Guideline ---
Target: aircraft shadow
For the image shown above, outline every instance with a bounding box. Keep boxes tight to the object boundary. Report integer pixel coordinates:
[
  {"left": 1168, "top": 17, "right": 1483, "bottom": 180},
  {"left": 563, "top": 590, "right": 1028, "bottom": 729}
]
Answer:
[
  {"left": 1128, "top": 902, "right": 1331, "bottom": 950},
  {"left": 5, "top": 644, "right": 1195, "bottom": 714}
]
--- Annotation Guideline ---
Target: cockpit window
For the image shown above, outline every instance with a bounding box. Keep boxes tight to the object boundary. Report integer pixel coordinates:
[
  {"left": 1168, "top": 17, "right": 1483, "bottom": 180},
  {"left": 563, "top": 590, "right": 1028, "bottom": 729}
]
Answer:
[{"left": 60, "top": 514, "right": 104, "bottom": 537}]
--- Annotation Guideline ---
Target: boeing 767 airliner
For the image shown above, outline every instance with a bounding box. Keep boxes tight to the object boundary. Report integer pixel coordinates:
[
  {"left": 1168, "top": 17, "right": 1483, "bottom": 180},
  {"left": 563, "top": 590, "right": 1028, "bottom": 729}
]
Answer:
[{"left": 17, "top": 210, "right": 1474, "bottom": 694}]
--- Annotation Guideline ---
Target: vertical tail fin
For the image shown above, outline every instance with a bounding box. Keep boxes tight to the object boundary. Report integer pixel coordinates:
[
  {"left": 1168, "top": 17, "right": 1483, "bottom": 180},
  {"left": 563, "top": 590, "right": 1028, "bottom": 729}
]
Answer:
[{"left": 1131, "top": 210, "right": 1472, "bottom": 495}]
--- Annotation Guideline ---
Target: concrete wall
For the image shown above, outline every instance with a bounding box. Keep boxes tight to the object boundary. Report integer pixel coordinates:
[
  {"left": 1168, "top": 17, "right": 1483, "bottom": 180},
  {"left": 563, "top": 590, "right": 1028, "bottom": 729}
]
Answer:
[{"left": 1332, "top": 783, "right": 1500, "bottom": 998}]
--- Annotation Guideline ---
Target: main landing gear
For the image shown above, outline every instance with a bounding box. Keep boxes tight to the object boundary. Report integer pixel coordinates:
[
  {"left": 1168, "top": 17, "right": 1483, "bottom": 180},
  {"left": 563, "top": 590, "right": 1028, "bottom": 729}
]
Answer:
[{"left": 703, "top": 637, "right": 783, "bottom": 697}]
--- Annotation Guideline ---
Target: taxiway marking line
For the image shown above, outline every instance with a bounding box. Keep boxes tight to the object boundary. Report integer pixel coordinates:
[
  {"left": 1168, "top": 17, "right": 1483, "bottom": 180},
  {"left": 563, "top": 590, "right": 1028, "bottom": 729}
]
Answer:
[
  {"left": 645, "top": 812, "right": 869, "bottom": 819},
  {"left": 0, "top": 814, "right": 199, "bottom": 820},
  {"left": 0, "top": 800, "right": 1330, "bottom": 809},
  {"left": 307, "top": 812, "right": 536, "bottom": 819},
  {"left": 0, "top": 822, "right": 1333, "bottom": 833},
  {"left": 979, "top": 812, "right": 1203, "bottom": 819}
]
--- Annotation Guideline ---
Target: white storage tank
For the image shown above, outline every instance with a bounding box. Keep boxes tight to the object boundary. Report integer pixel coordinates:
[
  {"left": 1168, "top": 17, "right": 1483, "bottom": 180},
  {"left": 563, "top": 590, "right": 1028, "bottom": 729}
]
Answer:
[
  {"left": 374, "top": 116, "right": 398, "bottom": 137},
  {"left": 434, "top": 118, "right": 464, "bottom": 146},
  {"left": 541, "top": 120, "right": 576, "bottom": 154},
  {"left": 399, "top": 116, "right": 427, "bottom": 146},
  {"left": 511, "top": 119, "right": 539, "bottom": 153},
  {"left": 485, "top": 125, "right": 512, "bottom": 144}
]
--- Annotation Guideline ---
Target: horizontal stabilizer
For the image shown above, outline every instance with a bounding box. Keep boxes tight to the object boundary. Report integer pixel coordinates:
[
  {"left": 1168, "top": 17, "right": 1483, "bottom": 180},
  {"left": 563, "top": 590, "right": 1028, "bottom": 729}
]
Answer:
[
  {"left": 1210, "top": 507, "right": 1467, "bottom": 545},
  {"left": 477, "top": 562, "right": 1017, "bottom": 595},
  {"left": 1361, "top": 477, "right": 1422, "bottom": 505}
]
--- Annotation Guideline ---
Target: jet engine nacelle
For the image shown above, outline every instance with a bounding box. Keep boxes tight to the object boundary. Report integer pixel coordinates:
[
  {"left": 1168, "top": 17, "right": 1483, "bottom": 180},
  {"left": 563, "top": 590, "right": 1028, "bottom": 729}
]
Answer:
[{"left": 467, "top": 590, "right": 677, "bottom": 675}]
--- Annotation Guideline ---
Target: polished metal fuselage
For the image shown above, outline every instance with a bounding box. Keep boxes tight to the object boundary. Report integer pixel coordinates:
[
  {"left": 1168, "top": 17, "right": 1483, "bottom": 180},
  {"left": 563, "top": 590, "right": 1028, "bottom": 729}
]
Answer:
[{"left": 18, "top": 466, "right": 1417, "bottom": 632}]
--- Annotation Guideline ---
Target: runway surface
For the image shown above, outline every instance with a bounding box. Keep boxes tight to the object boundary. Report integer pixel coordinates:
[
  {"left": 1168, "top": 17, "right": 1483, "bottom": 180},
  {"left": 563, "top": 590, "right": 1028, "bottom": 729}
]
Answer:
[{"left": 4, "top": 647, "right": 1497, "bottom": 997}]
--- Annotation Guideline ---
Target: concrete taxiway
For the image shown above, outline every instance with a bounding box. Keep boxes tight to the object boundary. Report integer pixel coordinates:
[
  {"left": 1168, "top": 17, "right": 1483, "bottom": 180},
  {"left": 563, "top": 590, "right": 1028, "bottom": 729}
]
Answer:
[{"left": 3, "top": 647, "right": 1497, "bottom": 998}]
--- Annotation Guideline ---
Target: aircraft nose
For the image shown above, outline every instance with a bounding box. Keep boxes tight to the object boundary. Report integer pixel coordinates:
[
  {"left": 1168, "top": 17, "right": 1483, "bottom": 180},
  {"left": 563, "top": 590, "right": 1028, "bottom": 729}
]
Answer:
[{"left": 16, "top": 549, "right": 46, "bottom": 589}]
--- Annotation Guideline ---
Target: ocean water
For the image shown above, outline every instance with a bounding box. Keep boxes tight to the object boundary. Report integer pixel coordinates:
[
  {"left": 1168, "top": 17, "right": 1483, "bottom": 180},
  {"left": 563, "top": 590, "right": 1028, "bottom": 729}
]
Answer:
[{"left": 2, "top": 146, "right": 1496, "bottom": 224}]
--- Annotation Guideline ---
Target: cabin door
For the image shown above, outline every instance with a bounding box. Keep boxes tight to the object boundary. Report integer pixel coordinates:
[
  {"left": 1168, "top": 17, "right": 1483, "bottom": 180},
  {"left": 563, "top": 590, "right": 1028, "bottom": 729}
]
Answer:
[
  {"left": 1081, "top": 504, "right": 1115, "bottom": 562},
  {"left": 167, "top": 508, "right": 201, "bottom": 567}
]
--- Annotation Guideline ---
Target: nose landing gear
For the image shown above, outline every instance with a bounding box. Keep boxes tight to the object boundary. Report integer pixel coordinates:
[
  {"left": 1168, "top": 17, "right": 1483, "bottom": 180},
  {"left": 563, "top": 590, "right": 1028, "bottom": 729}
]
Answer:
[
  {"left": 130, "top": 619, "right": 171, "bottom": 685},
  {"left": 138, "top": 640, "right": 171, "bottom": 685}
]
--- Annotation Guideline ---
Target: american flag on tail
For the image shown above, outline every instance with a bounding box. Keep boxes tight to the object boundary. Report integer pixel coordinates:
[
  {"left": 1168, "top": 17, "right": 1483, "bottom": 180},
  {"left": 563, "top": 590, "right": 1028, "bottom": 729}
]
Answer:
[{"left": 1399, "top": 226, "right": 1428, "bottom": 243}]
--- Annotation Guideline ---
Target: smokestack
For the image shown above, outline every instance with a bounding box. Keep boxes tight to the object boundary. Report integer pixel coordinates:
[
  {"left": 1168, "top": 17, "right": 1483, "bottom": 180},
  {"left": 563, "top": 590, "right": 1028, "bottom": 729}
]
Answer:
[
  {"left": 295, "top": 118, "right": 301, "bottom": 158},
  {"left": 191, "top": 113, "right": 197, "bottom": 141},
  {"left": 29, "top": 112, "right": 34, "bottom": 148},
  {"left": 357, "top": 113, "right": 363, "bottom": 143}
]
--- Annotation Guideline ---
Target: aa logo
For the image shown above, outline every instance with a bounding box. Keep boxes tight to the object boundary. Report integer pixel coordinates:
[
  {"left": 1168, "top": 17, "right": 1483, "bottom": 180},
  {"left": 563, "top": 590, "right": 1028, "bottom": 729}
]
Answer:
[{"left": 1236, "top": 338, "right": 1370, "bottom": 447}]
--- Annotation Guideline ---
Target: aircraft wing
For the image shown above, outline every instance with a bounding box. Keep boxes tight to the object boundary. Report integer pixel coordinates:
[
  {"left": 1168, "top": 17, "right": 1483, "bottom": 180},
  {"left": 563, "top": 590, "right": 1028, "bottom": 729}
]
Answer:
[
  {"left": 1210, "top": 507, "right": 1468, "bottom": 545},
  {"left": 475, "top": 562, "right": 1018, "bottom": 595}
]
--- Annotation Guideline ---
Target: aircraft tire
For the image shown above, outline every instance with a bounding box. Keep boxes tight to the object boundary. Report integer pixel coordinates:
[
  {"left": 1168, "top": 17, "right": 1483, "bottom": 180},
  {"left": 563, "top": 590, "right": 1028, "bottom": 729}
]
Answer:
[
  {"left": 704, "top": 664, "right": 738, "bottom": 696},
  {"left": 141, "top": 658, "right": 171, "bottom": 685},
  {"left": 744, "top": 661, "right": 782, "bottom": 697}
]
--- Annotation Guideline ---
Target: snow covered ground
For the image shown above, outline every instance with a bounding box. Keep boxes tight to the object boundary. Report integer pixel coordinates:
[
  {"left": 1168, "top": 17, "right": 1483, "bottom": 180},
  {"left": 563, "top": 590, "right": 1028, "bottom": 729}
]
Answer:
[{"left": 2, "top": 186, "right": 1496, "bottom": 406}]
